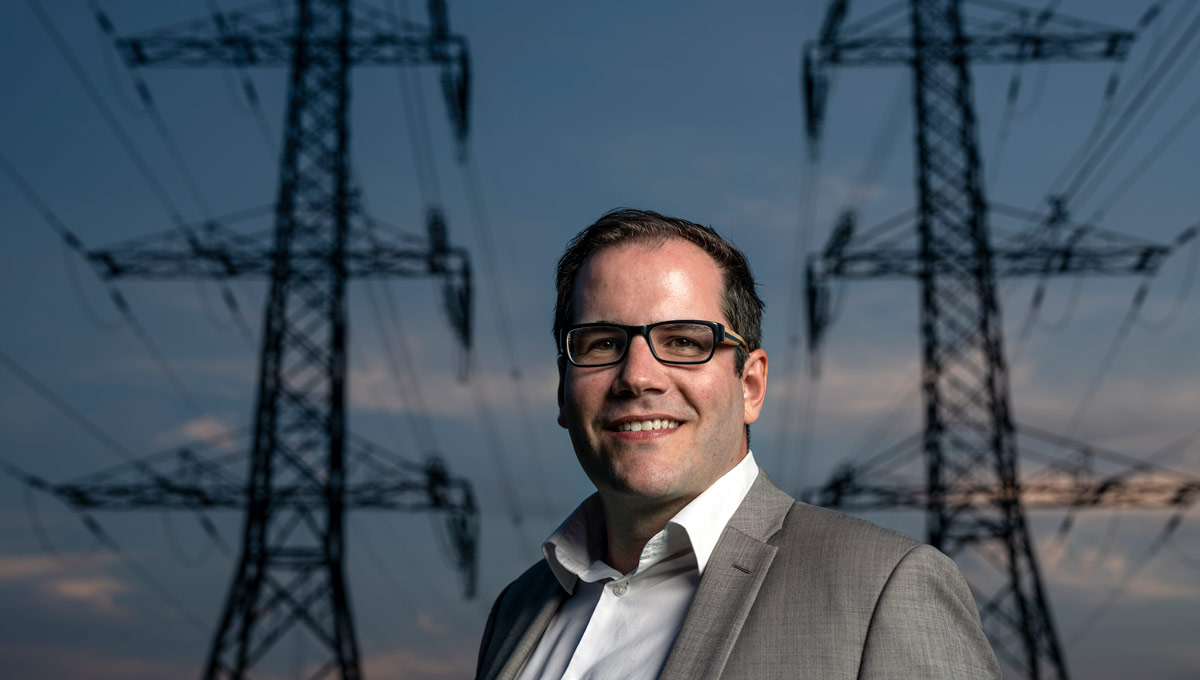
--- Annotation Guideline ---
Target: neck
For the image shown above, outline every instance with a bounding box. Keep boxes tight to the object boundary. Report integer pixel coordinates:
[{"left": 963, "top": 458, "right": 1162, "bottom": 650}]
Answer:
[{"left": 599, "top": 494, "right": 693, "bottom": 575}]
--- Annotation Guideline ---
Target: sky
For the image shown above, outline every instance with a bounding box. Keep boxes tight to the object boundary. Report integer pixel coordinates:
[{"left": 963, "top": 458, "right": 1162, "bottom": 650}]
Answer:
[{"left": 1, "top": 1, "right": 1198, "bottom": 678}]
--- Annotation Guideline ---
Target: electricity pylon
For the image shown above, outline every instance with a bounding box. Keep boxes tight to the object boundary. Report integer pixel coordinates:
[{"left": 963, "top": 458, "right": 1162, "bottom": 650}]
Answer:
[
  {"left": 803, "top": 2, "right": 1197, "bottom": 678},
  {"left": 54, "top": 1, "right": 477, "bottom": 678}
]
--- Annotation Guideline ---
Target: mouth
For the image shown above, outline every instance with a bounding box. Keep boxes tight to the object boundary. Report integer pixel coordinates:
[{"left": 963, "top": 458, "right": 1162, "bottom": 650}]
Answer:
[{"left": 607, "top": 417, "right": 682, "bottom": 433}]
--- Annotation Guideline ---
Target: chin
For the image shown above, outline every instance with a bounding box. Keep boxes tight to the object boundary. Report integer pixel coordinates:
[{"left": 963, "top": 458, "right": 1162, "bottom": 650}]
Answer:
[{"left": 603, "top": 464, "right": 688, "bottom": 503}]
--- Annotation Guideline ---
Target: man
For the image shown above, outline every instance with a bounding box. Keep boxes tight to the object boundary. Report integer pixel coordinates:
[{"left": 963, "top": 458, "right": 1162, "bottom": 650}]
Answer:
[{"left": 476, "top": 209, "right": 1000, "bottom": 679}]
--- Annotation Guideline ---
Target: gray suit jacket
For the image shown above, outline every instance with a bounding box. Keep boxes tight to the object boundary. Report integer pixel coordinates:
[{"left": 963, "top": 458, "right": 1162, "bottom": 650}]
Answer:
[{"left": 476, "top": 471, "right": 1000, "bottom": 679}]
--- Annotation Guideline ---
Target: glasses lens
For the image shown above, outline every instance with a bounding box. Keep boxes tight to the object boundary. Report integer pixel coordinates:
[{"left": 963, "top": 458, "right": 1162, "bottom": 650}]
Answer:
[
  {"left": 649, "top": 322, "right": 716, "bottom": 362},
  {"left": 566, "top": 325, "right": 629, "bottom": 365}
]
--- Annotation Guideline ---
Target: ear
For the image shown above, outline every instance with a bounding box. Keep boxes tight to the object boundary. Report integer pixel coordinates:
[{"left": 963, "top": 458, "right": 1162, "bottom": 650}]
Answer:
[
  {"left": 741, "top": 348, "right": 768, "bottom": 425},
  {"left": 556, "top": 357, "right": 568, "bottom": 429}
]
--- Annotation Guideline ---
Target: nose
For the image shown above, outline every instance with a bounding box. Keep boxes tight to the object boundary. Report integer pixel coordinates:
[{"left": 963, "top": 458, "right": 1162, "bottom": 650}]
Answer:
[{"left": 612, "top": 334, "right": 668, "bottom": 396}]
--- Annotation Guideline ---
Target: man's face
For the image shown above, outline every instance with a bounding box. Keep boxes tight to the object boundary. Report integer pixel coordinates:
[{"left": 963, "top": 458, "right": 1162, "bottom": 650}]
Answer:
[{"left": 557, "top": 238, "right": 768, "bottom": 513}]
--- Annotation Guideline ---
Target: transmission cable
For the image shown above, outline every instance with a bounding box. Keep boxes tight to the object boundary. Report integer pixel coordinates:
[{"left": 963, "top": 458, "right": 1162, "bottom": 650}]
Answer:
[
  {"left": 1042, "top": 3, "right": 1180, "bottom": 200},
  {"left": 28, "top": 0, "right": 189, "bottom": 230},
  {"left": 79, "top": 513, "right": 210, "bottom": 633},
  {"left": 1062, "top": 285, "right": 1144, "bottom": 439},
  {"left": 382, "top": 0, "right": 549, "bottom": 537},
  {"left": 88, "top": 0, "right": 255, "bottom": 344},
  {"left": 776, "top": 146, "right": 821, "bottom": 485},
  {"left": 0, "top": 346, "right": 232, "bottom": 552},
  {"left": 986, "top": 4, "right": 1052, "bottom": 188},
  {"left": 88, "top": 1, "right": 213, "bottom": 220},
  {"left": 362, "top": 280, "right": 440, "bottom": 455},
  {"left": 1070, "top": 41, "right": 1200, "bottom": 217},
  {"left": 459, "top": 155, "right": 556, "bottom": 511},
  {"left": 850, "top": 78, "right": 907, "bottom": 212},
  {"left": 3, "top": 450, "right": 211, "bottom": 632},
  {"left": 1065, "top": 510, "right": 1187, "bottom": 648},
  {"left": 32, "top": 0, "right": 253, "bottom": 345},
  {"left": 1087, "top": 87, "right": 1200, "bottom": 222},
  {"left": 1166, "top": 532, "right": 1200, "bottom": 571},
  {"left": 205, "top": 0, "right": 279, "bottom": 159},
  {"left": 1132, "top": 225, "right": 1199, "bottom": 332},
  {"left": 1053, "top": 225, "right": 1199, "bottom": 436},
  {"left": 388, "top": 0, "right": 442, "bottom": 206},
  {"left": 0, "top": 456, "right": 103, "bottom": 571},
  {"left": 1053, "top": 4, "right": 1200, "bottom": 210},
  {"left": 0, "top": 150, "right": 123, "bottom": 332},
  {"left": 350, "top": 520, "right": 459, "bottom": 659}
]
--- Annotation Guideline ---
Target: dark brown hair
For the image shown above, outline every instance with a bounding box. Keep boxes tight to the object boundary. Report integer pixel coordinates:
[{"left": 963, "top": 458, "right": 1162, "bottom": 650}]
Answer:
[{"left": 553, "top": 208, "right": 764, "bottom": 375}]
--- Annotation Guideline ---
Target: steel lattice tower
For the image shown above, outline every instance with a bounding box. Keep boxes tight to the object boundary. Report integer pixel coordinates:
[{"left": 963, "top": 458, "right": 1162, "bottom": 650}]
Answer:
[
  {"left": 50, "top": 1, "right": 479, "bottom": 678},
  {"left": 803, "top": 1, "right": 1196, "bottom": 678}
]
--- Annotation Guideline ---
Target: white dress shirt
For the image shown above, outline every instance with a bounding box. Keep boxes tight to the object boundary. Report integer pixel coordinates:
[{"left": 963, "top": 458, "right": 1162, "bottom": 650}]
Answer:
[{"left": 516, "top": 452, "right": 760, "bottom": 680}]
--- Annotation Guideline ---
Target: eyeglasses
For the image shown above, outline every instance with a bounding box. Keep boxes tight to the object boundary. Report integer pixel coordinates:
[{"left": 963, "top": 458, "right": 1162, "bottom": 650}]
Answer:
[{"left": 561, "top": 320, "right": 746, "bottom": 367}]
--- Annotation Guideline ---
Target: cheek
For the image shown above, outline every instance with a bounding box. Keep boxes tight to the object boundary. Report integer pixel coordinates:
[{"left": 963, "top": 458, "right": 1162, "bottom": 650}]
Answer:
[{"left": 562, "top": 373, "right": 606, "bottom": 420}]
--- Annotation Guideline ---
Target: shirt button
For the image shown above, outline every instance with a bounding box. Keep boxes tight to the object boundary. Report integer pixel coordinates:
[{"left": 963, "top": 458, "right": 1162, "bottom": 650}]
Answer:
[{"left": 612, "top": 582, "right": 628, "bottom": 597}]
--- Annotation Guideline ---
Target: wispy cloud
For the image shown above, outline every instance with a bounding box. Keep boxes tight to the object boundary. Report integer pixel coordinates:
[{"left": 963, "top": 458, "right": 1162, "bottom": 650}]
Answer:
[
  {"left": 0, "top": 553, "right": 129, "bottom": 613},
  {"left": 361, "top": 645, "right": 475, "bottom": 679},
  {"left": 416, "top": 610, "right": 449, "bottom": 635},
  {"left": 0, "top": 642, "right": 192, "bottom": 680},
  {"left": 42, "top": 575, "right": 130, "bottom": 612},
  {"left": 153, "top": 414, "right": 239, "bottom": 450}
]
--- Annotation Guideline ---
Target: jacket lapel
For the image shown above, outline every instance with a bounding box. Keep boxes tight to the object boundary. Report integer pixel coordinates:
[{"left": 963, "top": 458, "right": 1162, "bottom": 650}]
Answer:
[
  {"left": 482, "top": 566, "right": 566, "bottom": 680},
  {"left": 658, "top": 470, "right": 794, "bottom": 680}
]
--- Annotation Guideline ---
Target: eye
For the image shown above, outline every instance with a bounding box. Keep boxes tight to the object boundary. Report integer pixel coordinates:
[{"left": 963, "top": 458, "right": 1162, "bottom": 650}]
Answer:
[
  {"left": 663, "top": 336, "right": 697, "bottom": 349},
  {"left": 589, "top": 338, "right": 618, "bottom": 352}
]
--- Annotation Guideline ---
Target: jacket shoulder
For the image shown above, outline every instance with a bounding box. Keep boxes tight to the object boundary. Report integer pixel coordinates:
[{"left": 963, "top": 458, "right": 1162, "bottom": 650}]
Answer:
[{"left": 775, "top": 501, "right": 922, "bottom": 563}]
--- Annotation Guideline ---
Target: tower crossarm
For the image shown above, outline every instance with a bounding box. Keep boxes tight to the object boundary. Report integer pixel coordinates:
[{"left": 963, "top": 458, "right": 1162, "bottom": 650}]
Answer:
[
  {"left": 116, "top": 6, "right": 467, "bottom": 69},
  {"left": 808, "top": 461, "right": 1200, "bottom": 513},
  {"left": 805, "top": 215, "right": 1170, "bottom": 352},
  {"left": 113, "top": 2, "right": 471, "bottom": 145},
  {"left": 811, "top": 29, "right": 1132, "bottom": 68},
  {"left": 49, "top": 436, "right": 479, "bottom": 599},
  {"left": 51, "top": 440, "right": 478, "bottom": 514},
  {"left": 808, "top": 240, "right": 1168, "bottom": 280},
  {"left": 87, "top": 223, "right": 469, "bottom": 280},
  {"left": 804, "top": 2, "right": 1133, "bottom": 143},
  {"left": 54, "top": 445, "right": 245, "bottom": 509}
]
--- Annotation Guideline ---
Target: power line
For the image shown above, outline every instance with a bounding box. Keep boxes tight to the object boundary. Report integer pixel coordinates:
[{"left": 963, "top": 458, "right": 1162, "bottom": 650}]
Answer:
[
  {"left": 0, "top": 149, "right": 124, "bottom": 332},
  {"left": 1065, "top": 510, "right": 1188, "bottom": 648},
  {"left": 33, "top": 0, "right": 255, "bottom": 345},
  {"left": 0, "top": 345, "right": 151, "bottom": 466},
  {"left": 79, "top": 513, "right": 211, "bottom": 633},
  {"left": 27, "top": 0, "right": 190, "bottom": 229},
  {"left": 88, "top": 1, "right": 214, "bottom": 219},
  {"left": 380, "top": 0, "right": 548, "bottom": 537},
  {"left": 205, "top": 0, "right": 279, "bottom": 158},
  {"left": 388, "top": 0, "right": 443, "bottom": 206},
  {"left": 459, "top": 156, "right": 556, "bottom": 515},
  {"left": 1054, "top": 4, "right": 1200, "bottom": 209},
  {"left": 94, "top": 0, "right": 257, "bottom": 345},
  {"left": 0, "top": 342, "right": 238, "bottom": 560},
  {"left": 1132, "top": 225, "right": 1199, "bottom": 332},
  {"left": 1088, "top": 89, "right": 1200, "bottom": 222},
  {"left": 776, "top": 149, "right": 820, "bottom": 479},
  {"left": 0, "top": 449, "right": 213, "bottom": 634},
  {"left": 349, "top": 520, "right": 461, "bottom": 659}
]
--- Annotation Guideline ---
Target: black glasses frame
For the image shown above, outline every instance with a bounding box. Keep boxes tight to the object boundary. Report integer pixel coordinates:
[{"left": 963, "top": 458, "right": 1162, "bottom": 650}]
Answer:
[{"left": 560, "top": 319, "right": 746, "bottom": 367}]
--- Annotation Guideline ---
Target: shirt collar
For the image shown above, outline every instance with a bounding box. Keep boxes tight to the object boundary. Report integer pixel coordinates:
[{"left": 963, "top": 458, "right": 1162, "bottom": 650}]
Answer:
[
  {"left": 542, "top": 451, "right": 760, "bottom": 594},
  {"left": 667, "top": 450, "right": 759, "bottom": 574}
]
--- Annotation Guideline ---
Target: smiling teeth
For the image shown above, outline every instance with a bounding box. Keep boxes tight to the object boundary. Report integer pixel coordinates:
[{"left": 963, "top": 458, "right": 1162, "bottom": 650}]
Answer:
[{"left": 620, "top": 419, "right": 680, "bottom": 432}]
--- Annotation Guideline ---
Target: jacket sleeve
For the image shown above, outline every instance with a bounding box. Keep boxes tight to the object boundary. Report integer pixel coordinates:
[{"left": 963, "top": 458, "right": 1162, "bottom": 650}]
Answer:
[{"left": 858, "top": 544, "right": 1002, "bottom": 679}]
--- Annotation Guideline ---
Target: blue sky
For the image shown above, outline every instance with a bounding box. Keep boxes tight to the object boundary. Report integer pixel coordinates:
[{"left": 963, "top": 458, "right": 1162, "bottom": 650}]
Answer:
[{"left": 1, "top": 1, "right": 1198, "bottom": 678}]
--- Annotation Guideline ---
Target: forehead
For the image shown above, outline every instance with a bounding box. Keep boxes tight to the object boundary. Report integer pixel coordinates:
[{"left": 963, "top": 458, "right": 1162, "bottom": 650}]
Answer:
[{"left": 573, "top": 238, "right": 726, "bottom": 323}]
